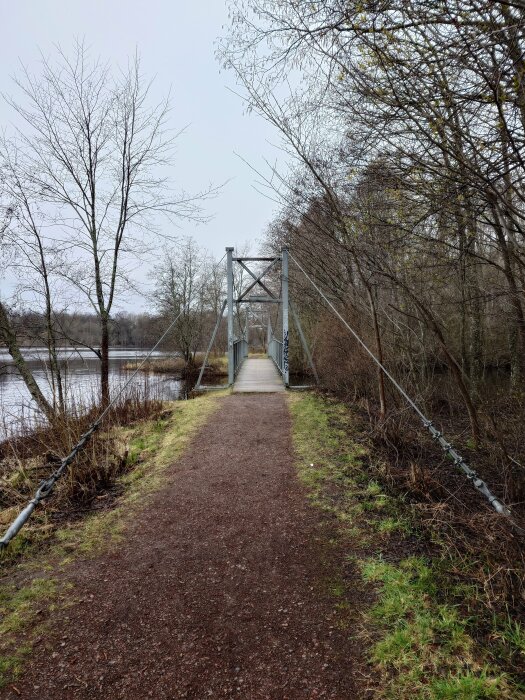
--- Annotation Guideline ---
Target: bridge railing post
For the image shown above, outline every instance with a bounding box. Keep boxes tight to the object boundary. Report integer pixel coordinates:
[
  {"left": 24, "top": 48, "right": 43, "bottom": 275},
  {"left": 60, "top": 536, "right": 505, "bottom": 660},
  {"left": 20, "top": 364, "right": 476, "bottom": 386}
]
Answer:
[
  {"left": 227, "top": 247, "right": 234, "bottom": 385},
  {"left": 282, "top": 247, "right": 289, "bottom": 386}
]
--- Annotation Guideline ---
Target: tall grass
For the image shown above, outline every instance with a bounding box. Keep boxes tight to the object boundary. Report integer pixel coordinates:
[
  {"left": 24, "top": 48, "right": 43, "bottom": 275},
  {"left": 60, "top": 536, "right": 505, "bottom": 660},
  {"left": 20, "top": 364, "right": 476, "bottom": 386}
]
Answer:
[{"left": 0, "top": 378, "right": 166, "bottom": 513}]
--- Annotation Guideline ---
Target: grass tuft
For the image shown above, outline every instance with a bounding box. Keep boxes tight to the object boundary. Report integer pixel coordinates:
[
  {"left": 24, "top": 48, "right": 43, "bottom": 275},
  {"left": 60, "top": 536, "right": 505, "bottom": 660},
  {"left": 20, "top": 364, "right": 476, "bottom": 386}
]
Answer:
[{"left": 0, "top": 578, "right": 59, "bottom": 688}]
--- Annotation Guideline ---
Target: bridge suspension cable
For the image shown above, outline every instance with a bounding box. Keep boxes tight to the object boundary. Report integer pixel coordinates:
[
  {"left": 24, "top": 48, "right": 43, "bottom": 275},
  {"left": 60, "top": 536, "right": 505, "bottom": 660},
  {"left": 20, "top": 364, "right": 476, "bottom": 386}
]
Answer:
[{"left": 289, "top": 251, "right": 521, "bottom": 529}]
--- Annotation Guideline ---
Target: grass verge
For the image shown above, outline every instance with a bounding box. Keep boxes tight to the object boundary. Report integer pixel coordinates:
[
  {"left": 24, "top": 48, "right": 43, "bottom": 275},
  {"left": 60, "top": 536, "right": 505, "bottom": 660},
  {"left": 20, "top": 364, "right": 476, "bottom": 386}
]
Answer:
[
  {"left": 0, "top": 390, "right": 225, "bottom": 689},
  {"left": 288, "top": 391, "right": 525, "bottom": 699}
]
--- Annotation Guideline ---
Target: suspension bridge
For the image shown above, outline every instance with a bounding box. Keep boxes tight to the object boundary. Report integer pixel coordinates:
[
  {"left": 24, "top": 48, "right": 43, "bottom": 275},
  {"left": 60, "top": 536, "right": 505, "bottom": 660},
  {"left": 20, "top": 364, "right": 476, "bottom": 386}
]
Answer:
[
  {"left": 0, "top": 246, "right": 516, "bottom": 553},
  {"left": 195, "top": 247, "right": 317, "bottom": 393}
]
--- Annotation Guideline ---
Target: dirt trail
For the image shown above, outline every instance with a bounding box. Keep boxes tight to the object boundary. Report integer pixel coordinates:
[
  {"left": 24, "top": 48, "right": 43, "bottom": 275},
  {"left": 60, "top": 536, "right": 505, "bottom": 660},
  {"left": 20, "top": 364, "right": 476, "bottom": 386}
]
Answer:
[{"left": 4, "top": 394, "right": 363, "bottom": 699}]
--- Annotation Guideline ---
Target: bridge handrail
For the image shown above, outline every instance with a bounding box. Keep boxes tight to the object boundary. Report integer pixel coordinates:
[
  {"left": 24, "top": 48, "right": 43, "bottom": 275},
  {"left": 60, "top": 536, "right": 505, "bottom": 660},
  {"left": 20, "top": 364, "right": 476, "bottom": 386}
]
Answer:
[
  {"left": 233, "top": 337, "right": 248, "bottom": 376},
  {"left": 268, "top": 336, "right": 284, "bottom": 375}
]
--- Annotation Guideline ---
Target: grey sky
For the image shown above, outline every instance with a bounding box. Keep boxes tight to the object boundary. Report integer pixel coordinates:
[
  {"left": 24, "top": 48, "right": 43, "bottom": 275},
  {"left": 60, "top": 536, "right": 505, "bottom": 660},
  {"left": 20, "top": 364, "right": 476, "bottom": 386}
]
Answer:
[{"left": 0, "top": 0, "right": 286, "bottom": 310}]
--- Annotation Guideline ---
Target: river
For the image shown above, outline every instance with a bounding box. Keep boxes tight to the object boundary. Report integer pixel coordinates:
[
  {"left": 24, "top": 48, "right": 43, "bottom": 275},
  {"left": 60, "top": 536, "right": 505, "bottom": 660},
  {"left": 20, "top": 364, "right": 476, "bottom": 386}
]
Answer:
[{"left": 0, "top": 347, "right": 188, "bottom": 439}]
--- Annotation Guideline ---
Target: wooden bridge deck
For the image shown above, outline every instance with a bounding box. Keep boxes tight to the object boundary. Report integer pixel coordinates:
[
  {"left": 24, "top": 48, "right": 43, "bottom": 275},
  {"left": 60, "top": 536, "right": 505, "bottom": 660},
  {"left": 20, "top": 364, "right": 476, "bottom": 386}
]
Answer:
[{"left": 233, "top": 357, "right": 285, "bottom": 393}]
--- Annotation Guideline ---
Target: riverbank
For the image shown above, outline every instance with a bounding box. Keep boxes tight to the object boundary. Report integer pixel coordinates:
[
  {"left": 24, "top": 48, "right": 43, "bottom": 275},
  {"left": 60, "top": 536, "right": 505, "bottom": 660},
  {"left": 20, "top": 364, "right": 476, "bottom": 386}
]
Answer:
[
  {"left": 0, "top": 394, "right": 168, "bottom": 548},
  {"left": 0, "top": 348, "right": 183, "bottom": 440},
  {"left": 122, "top": 352, "right": 228, "bottom": 378}
]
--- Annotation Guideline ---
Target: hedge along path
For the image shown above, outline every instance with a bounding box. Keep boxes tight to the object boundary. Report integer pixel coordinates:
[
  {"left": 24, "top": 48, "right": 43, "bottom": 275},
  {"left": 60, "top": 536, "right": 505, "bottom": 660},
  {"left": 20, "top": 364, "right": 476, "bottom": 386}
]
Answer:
[{"left": 1, "top": 392, "right": 365, "bottom": 700}]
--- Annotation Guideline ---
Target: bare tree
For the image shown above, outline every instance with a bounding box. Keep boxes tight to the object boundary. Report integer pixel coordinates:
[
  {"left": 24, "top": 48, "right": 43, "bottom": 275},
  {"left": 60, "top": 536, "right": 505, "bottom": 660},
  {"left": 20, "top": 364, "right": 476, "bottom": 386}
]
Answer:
[
  {"left": 1, "top": 145, "right": 67, "bottom": 412},
  {"left": 154, "top": 237, "right": 224, "bottom": 364},
  {"left": 0, "top": 178, "right": 57, "bottom": 419},
  {"left": 6, "top": 42, "right": 216, "bottom": 405}
]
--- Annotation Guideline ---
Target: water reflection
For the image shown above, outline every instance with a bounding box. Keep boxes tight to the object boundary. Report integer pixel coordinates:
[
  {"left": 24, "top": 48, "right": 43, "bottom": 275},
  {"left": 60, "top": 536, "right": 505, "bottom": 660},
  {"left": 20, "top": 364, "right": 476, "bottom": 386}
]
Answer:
[{"left": 0, "top": 347, "right": 185, "bottom": 438}]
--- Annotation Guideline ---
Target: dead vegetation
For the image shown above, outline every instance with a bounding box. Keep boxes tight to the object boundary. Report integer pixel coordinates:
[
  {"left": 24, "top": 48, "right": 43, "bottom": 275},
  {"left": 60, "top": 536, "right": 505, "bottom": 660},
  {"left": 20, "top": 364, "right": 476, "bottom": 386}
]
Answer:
[
  {"left": 329, "top": 379, "right": 525, "bottom": 684},
  {"left": 0, "top": 389, "right": 165, "bottom": 521},
  {"left": 123, "top": 352, "right": 228, "bottom": 379},
  {"left": 290, "top": 391, "right": 525, "bottom": 696}
]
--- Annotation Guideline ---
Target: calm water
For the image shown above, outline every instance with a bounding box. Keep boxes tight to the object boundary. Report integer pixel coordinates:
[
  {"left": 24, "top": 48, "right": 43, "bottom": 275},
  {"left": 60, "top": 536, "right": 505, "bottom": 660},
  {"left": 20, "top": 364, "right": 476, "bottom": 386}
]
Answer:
[{"left": 0, "top": 347, "right": 186, "bottom": 439}]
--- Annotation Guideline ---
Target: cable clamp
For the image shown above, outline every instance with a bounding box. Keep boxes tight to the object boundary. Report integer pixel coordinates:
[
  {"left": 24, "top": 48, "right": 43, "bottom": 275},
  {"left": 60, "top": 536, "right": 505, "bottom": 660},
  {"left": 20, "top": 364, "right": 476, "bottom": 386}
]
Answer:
[{"left": 35, "top": 478, "right": 55, "bottom": 501}]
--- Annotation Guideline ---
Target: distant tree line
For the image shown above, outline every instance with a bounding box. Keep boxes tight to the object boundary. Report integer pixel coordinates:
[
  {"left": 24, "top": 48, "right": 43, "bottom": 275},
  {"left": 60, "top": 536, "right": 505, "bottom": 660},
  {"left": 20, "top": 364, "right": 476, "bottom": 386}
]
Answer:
[{"left": 5, "top": 310, "right": 164, "bottom": 350}]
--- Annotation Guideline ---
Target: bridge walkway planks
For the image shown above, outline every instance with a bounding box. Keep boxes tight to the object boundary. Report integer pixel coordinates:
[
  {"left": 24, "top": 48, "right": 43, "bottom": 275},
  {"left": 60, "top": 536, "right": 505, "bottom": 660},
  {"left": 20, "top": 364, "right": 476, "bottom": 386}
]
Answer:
[{"left": 233, "top": 357, "right": 285, "bottom": 393}]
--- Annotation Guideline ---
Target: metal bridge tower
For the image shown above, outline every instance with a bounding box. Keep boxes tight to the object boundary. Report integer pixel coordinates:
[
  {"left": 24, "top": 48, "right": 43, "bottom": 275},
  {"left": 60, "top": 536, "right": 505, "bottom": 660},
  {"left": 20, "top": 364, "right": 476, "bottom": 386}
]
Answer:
[{"left": 195, "top": 246, "right": 317, "bottom": 390}]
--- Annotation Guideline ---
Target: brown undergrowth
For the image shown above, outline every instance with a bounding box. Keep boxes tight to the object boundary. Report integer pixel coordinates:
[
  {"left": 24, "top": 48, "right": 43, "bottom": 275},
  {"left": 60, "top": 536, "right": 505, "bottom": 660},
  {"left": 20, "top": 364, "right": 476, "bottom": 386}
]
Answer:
[
  {"left": 0, "top": 398, "right": 166, "bottom": 509},
  {"left": 123, "top": 352, "right": 228, "bottom": 378},
  {"left": 290, "top": 391, "right": 525, "bottom": 698},
  {"left": 371, "top": 386, "right": 525, "bottom": 615},
  {"left": 318, "top": 354, "right": 525, "bottom": 617},
  {"left": 0, "top": 391, "right": 166, "bottom": 558}
]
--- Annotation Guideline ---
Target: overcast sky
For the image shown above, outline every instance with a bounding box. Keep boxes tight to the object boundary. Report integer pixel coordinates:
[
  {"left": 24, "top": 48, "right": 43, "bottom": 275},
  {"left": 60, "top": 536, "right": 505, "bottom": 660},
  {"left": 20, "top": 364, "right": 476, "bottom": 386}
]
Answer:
[{"left": 0, "top": 0, "right": 287, "bottom": 310}]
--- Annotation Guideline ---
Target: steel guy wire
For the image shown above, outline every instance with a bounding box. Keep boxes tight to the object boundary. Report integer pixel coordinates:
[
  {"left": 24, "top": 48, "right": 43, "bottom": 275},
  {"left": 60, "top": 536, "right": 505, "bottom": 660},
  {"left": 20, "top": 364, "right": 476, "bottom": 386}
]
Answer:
[
  {"left": 288, "top": 250, "right": 520, "bottom": 527},
  {"left": 0, "top": 253, "right": 227, "bottom": 551}
]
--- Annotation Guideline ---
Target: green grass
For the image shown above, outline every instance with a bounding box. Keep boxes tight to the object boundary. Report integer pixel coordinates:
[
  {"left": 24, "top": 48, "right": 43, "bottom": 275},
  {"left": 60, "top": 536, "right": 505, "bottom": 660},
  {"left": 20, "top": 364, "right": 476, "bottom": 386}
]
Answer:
[
  {"left": 0, "top": 390, "right": 226, "bottom": 690},
  {"left": 0, "top": 578, "right": 60, "bottom": 688},
  {"left": 428, "top": 672, "right": 503, "bottom": 699},
  {"left": 0, "top": 653, "right": 27, "bottom": 689},
  {"left": 0, "top": 578, "right": 58, "bottom": 636},
  {"left": 288, "top": 392, "right": 524, "bottom": 699},
  {"left": 499, "top": 617, "right": 525, "bottom": 655},
  {"left": 361, "top": 557, "right": 512, "bottom": 698}
]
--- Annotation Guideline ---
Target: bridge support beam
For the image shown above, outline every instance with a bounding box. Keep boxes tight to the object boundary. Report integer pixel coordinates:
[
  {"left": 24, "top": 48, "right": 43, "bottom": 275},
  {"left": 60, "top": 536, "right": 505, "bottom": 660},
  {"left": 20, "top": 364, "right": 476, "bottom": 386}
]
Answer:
[
  {"left": 226, "top": 247, "right": 234, "bottom": 386},
  {"left": 282, "top": 247, "right": 289, "bottom": 386},
  {"left": 195, "top": 299, "right": 227, "bottom": 390}
]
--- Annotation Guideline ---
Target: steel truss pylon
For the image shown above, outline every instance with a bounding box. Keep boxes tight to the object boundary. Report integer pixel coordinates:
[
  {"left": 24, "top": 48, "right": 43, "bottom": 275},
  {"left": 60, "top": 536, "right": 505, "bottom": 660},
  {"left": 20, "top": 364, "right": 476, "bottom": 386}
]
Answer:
[{"left": 195, "top": 247, "right": 317, "bottom": 390}]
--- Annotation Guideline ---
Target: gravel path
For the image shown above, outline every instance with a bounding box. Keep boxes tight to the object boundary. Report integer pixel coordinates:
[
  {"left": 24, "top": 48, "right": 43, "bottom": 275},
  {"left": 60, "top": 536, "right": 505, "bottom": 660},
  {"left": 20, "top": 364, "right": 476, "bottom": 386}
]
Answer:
[{"left": 4, "top": 394, "right": 362, "bottom": 699}]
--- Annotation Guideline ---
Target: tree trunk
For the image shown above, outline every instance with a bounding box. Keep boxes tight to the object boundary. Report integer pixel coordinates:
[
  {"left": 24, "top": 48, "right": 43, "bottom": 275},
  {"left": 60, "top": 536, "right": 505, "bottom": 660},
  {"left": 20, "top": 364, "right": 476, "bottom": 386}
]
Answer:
[
  {"left": 0, "top": 301, "right": 55, "bottom": 421},
  {"left": 367, "top": 286, "right": 387, "bottom": 420},
  {"left": 352, "top": 255, "right": 387, "bottom": 419},
  {"left": 491, "top": 206, "right": 525, "bottom": 386},
  {"left": 466, "top": 211, "right": 483, "bottom": 384},
  {"left": 429, "top": 316, "right": 482, "bottom": 446},
  {"left": 391, "top": 278, "right": 482, "bottom": 444},
  {"left": 469, "top": 281, "right": 483, "bottom": 384},
  {"left": 100, "top": 314, "right": 110, "bottom": 406},
  {"left": 43, "top": 279, "right": 65, "bottom": 413}
]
